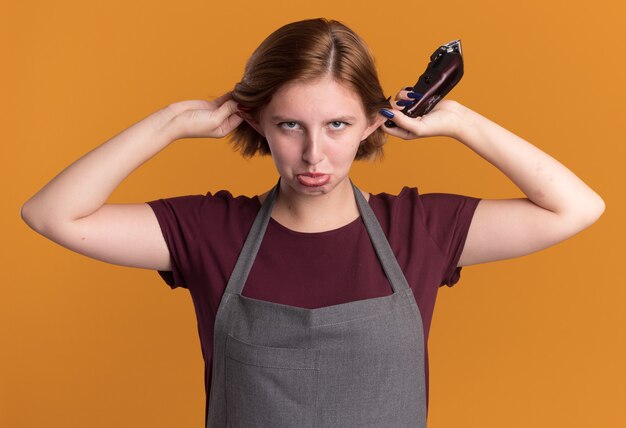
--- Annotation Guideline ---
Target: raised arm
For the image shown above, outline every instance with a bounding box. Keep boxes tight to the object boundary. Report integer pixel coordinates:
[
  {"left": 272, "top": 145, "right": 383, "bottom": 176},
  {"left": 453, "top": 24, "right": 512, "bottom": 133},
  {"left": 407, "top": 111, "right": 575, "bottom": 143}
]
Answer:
[
  {"left": 380, "top": 93, "right": 605, "bottom": 267},
  {"left": 20, "top": 94, "right": 243, "bottom": 271}
]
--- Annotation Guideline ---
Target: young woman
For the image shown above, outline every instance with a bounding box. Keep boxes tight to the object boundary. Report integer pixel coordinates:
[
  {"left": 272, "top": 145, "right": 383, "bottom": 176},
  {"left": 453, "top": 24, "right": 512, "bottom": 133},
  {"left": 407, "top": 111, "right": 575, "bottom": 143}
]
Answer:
[{"left": 21, "top": 17, "right": 604, "bottom": 427}]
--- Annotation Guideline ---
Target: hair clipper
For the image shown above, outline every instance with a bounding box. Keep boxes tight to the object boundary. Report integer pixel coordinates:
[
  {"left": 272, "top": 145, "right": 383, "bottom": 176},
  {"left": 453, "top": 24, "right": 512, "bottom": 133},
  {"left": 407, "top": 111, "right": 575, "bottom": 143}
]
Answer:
[{"left": 385, "top": 39, "right": 464, "bottom": 128}]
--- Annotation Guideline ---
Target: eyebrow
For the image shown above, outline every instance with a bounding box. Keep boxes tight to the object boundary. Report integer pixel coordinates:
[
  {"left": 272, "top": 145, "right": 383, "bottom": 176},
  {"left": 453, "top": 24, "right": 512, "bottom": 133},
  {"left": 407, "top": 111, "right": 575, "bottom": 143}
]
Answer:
[{"left": 270, "top": 115, "right": 358, "bottom": 122}]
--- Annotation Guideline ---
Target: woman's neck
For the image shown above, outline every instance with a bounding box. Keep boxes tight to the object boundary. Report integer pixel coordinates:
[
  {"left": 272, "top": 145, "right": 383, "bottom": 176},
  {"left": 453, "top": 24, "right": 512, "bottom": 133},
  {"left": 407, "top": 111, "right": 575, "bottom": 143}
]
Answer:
[{"left": 265, "top": 178, "right": 369, "bottom": 233}]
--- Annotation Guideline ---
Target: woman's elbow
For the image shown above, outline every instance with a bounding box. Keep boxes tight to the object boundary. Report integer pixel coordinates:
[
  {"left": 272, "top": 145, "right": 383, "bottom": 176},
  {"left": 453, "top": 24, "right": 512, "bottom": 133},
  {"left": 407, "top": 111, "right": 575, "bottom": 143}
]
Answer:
[{"left": 580, "top": 195, "right": 606, "bottom": 228}]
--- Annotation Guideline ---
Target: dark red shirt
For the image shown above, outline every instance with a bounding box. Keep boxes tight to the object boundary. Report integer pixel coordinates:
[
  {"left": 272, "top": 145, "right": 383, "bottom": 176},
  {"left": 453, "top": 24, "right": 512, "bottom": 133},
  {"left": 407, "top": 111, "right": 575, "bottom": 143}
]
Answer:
[{"left": 146, "top": 184, "right": 481, "bottom": 413}]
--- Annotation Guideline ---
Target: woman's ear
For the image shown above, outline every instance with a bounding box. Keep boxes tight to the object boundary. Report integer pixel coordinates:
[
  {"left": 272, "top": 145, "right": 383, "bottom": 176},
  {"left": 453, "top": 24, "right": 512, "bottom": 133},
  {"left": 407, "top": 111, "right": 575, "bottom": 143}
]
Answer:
[
  {"left": 360, "top": 114, "right": 387, "bottom": 141},
  {"left": 238, "top": 111, "right": 266, "bottom": 137}
]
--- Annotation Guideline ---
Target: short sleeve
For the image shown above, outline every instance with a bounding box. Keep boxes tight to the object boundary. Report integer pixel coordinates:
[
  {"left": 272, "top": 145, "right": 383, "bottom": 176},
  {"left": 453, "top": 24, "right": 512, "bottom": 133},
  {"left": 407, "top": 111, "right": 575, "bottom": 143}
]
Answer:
[
  {"left": 145, "top": 194, "right": 205, "bottom": 290},
  {"left": 420, "top": 192, "right": 481, "bottom": 287}
]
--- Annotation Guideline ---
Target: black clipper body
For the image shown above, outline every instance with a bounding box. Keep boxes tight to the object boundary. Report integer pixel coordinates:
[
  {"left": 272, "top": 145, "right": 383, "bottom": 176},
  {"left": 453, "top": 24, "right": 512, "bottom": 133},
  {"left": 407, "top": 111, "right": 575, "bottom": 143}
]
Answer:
[{"left": 385, "top": 39, "right": 464, "bottom": 128}]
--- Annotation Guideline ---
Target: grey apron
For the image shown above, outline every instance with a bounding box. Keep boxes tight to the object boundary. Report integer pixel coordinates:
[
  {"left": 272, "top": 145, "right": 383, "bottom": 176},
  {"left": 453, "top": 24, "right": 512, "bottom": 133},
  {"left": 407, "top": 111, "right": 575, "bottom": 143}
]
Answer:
[{"left": 206, "top": 178, "right": 427, "bottom": 427}]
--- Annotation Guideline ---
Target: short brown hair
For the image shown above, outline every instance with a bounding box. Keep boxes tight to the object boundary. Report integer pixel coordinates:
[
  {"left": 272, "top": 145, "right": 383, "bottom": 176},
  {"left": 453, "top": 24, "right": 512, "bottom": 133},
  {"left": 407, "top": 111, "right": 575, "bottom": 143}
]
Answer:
[{"left": 229, "top": 18, "right": 390, "bottom": 161}]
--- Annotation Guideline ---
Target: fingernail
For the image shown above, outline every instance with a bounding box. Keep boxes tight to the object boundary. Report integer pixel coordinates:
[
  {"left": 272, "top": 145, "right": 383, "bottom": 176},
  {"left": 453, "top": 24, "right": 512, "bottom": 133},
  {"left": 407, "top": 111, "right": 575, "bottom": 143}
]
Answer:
[
  {"left": 407, "top": 92, "right": 424, "bottom": 99},
  {"left": 396, "top": 99, "right": 414, "bottom": 106},
  {"left": 404, "top": 86, "right": 413, "bottom": 91},
  {"left": 379, "top": 108, "right": 394, "bottom": 118},
  {"left": 385, "top": 96, "right": 392, "bottom": 103},
  {"left": 384, "top": 120, "right": 397, "bottom": 128}
]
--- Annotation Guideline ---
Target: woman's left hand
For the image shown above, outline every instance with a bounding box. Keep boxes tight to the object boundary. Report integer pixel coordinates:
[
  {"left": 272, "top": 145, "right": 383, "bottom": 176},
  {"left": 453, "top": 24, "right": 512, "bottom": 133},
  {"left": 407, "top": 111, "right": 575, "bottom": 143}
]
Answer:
[{"left": 380, "top": 88, "right": 465, "bottom": 140}]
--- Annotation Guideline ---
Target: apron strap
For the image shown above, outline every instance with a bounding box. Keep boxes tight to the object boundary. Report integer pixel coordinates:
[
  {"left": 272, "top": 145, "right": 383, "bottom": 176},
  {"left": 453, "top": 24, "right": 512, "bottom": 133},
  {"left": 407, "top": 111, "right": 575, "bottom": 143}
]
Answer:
[
  {"left": 351, "top": 179, "right": 412, "bottom": 294},
  {"left": 224, "top": 177, "right": 411, "bottom": 295}
]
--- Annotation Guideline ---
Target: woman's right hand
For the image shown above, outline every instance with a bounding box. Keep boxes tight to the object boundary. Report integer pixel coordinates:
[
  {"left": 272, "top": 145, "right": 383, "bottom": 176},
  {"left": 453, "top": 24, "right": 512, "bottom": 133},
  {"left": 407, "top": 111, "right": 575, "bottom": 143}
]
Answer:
[{"left": 166, "top": 92, "right": 244, "bottom": 139}]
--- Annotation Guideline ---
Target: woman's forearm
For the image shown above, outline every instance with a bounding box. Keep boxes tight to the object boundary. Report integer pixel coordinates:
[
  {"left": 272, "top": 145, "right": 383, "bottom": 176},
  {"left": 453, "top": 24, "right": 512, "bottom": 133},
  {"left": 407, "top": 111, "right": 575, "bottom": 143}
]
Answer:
[
  {"left": 452, "top": 104, "right": 605, "bottom": 221},
  {"left": 21, "top": 105, "right": 179, "bottom": 230}
]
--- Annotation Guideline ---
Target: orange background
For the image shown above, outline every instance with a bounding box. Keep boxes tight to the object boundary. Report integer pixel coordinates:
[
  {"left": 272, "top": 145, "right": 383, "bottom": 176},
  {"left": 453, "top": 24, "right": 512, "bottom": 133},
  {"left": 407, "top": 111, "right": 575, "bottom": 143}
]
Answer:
[{"left": 3, "top": 0, "right": 624, "bottom": 426}]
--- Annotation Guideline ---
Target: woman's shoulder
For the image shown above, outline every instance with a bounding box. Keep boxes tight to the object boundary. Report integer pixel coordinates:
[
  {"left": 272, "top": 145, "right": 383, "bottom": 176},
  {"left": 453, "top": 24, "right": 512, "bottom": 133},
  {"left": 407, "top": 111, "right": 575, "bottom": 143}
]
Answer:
[
  {"left": 368, "top": 186, "right": 421, "bottom": 211},
  {"left": 368, "top": 185, "right": 481, "bottom": 231},
  {"left": 153, "top": 188, "right": 260, "bottom": 204},
  {"left": 370, "top": 185, "right": 480, "bottom": 206},
  {"left": 146, "top": 188, "right": 261, "bottom": 222},
  {"left": 208, "top": 189, "right": 261, "bottom": 205},
  {"left": 369, "top": 185, "right": 419, "bottom": 200}
]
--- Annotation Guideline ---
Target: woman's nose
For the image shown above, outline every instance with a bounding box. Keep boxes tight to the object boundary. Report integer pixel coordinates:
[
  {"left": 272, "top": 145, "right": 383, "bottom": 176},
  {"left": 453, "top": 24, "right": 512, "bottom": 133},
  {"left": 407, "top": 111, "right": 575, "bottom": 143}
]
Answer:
[{"left": 301, "top": 132, "right": 325, "bottom": 165}]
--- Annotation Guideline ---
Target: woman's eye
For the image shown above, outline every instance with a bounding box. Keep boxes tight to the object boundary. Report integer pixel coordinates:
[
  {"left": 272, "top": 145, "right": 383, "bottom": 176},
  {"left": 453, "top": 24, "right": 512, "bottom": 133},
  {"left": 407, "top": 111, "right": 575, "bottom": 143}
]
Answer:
[
  {"left": 279, "top": 122, "right": 299, "bottom": 130},
  {"left": 278, "top": 121, "right": 349, "bottom": 131},
  {"left": 329, "top": 121, "right": 348, "bottom": 130}
]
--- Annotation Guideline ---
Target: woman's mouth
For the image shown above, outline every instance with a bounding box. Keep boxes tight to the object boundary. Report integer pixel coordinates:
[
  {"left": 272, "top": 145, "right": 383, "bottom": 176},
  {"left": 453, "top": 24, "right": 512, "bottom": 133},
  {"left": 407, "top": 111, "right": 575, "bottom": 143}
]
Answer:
[{"left": 296, "top": 173, "right": 330, "bottom": 187}]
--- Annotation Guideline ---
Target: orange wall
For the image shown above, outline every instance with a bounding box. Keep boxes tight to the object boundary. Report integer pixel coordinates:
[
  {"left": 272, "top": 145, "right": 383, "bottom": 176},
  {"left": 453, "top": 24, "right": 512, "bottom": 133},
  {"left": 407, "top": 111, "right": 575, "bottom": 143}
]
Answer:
[{"left": 3, "top": 0, "right": 624, "bottom": 426}]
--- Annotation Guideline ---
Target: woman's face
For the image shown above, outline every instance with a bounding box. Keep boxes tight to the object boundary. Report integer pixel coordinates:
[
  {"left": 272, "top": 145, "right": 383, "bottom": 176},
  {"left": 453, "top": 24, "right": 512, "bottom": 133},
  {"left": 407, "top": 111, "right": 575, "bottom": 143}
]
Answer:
[{"left": 251, "top": 76, "right": 385, "bottom": 197}]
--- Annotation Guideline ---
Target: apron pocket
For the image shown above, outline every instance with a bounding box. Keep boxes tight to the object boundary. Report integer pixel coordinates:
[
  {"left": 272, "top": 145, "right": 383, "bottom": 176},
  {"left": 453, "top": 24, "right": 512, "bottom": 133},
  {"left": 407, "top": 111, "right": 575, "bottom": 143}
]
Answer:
[{"left": 224, "top": 334, "right": 319, "bottom": 428}]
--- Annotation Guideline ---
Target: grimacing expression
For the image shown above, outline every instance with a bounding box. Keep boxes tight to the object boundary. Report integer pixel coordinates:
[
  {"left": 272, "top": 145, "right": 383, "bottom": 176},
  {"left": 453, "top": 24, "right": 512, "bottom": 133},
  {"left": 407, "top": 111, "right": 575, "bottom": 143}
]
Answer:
[{"left": 249, "top": 77, "right": 385, "bottom": 195}]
